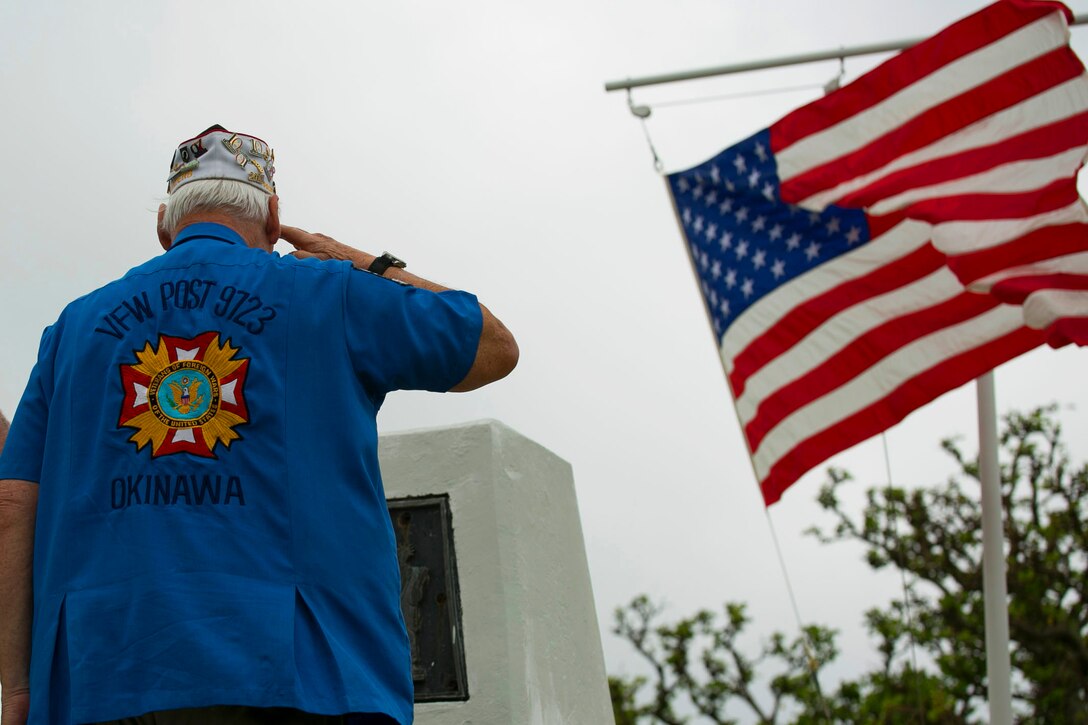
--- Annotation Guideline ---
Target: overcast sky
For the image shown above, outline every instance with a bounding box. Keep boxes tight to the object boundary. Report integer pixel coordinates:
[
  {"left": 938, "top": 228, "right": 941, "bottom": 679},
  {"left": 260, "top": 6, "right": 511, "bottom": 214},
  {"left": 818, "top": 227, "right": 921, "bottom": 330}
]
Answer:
[{"left": 3, "top": 1, "right": 1087, "bottom": 720}]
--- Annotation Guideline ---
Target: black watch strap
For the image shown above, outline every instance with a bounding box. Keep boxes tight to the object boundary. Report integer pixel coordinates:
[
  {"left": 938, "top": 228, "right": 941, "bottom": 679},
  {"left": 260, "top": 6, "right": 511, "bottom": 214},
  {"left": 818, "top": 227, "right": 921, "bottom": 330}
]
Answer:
[{"left": 368, "top": 252, "right": 407, "bottom": 276}]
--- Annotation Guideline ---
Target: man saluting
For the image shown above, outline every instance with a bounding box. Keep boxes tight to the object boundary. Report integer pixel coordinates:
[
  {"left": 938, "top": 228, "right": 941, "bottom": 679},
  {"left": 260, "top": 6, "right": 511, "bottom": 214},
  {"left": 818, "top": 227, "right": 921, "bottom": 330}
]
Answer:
[{"left": 0, "top": 125, "right": 518, "bottom": 725}]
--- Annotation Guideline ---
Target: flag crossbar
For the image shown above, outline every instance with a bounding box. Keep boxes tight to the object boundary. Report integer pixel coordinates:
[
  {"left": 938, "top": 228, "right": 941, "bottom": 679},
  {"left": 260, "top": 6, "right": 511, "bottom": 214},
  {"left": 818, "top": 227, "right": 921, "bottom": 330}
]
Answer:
[{"left": 603, "top": 13, "right": 1088, "bottom": 92}]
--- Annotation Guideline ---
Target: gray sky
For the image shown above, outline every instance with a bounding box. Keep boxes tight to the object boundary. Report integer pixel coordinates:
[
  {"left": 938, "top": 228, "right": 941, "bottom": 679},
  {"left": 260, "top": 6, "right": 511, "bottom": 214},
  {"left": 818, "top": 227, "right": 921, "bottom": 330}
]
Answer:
[{"left": 3, "top": 0, "right": 1087, "bottom": 719}]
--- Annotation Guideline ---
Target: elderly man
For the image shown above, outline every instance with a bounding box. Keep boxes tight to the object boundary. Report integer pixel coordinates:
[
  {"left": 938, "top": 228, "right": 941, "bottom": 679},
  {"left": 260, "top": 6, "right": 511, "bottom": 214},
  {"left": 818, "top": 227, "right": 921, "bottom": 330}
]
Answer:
[{"left": 0, "top": 126, "right": 518, "bottom": 725}]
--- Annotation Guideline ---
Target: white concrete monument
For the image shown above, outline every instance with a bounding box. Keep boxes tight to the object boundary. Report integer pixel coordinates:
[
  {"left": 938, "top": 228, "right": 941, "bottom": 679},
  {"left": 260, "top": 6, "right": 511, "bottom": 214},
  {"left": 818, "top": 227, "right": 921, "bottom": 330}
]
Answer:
[{"left": 379, "top": 420, "right": 614, "bottom": 725}]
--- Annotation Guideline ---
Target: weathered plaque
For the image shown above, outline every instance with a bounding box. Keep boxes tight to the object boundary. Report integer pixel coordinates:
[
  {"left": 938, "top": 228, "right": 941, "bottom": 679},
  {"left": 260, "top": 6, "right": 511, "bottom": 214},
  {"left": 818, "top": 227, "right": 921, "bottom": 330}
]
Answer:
[{"left": 387, "top": 494, "right": 469, "bottom": 701}]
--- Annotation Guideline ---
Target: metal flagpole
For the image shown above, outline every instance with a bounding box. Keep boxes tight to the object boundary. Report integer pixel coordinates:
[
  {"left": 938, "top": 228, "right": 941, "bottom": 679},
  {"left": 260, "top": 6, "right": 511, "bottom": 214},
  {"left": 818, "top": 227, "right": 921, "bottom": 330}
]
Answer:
[
  {"left": 977, "top": 372, "right": 1013, "bottom": 725},
  {"left": 604, "top": 14, "right": 1088, "bottom": 92}
]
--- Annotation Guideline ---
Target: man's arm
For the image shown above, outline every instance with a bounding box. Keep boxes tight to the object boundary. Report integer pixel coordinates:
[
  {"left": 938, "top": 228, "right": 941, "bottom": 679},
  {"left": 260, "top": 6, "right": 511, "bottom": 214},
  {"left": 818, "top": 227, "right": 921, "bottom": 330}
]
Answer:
[
  {"left": 0, "top": 409, "right": 37, "bottom": 725},
  {"left": 280, "top": 226, "right": 518, "bottom": 391}
]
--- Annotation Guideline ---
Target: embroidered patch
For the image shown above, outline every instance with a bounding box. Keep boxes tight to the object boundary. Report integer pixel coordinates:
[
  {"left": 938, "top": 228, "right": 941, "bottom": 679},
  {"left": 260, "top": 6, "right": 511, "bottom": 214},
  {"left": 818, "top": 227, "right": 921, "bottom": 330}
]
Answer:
[{"left": 118, "top": 332, "right": 250, "bottom": 458}]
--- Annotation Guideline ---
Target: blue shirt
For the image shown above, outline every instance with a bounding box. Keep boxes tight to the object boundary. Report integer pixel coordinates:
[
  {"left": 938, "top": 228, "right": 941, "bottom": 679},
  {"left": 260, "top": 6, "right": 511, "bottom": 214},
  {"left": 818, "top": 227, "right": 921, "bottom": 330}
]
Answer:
[{"left": 0, "top": 223, "right": 482, "bottom": 725}]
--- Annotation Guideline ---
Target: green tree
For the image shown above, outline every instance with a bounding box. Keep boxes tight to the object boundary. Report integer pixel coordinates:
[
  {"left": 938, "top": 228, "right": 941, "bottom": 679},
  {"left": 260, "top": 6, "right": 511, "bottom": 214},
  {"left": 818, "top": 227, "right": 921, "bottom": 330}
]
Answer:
[{"left": 611, "top": 406, "right": 1088, "bottom": 723}]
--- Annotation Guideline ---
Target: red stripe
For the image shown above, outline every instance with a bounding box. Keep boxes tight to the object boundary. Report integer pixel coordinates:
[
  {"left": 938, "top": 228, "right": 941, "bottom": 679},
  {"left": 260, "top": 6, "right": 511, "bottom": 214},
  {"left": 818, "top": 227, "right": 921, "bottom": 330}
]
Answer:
[
  {"left": 743, "top": 292, "right": 998, "bottom": 452},
  {"left": 900, "top": 179, "right": 1079, "bottom": 224},
  {"left": 779, "top": 49, "right": 1084, "bottom": 203},
  {"left": 990, "top": 273, "right": 1088, "bottom": 302},
  {"left": 1044, "top": 317, "right": 1088, "bottom": 347},
  {"left": 947, "top": 222, "right": 1088, "bottom": 283},
  {"left": 838, "top": 111, "right": 1088, "bottom": 209},
  {"left": 771, "top": 1, "right": 1061, "bottom": 153},
  {"left": 759, "top": 325, "right": 1045, "bottom": 505},
  {"left": 728, "top": 241, "right": 944, "bottom": 398}
]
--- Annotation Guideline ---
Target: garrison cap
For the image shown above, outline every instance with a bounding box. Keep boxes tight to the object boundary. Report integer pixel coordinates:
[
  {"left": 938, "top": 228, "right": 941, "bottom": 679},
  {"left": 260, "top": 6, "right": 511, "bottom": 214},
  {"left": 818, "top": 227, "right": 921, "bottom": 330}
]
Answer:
[{"left": 167, "top": 125, "right": 275, "bottom": 195}]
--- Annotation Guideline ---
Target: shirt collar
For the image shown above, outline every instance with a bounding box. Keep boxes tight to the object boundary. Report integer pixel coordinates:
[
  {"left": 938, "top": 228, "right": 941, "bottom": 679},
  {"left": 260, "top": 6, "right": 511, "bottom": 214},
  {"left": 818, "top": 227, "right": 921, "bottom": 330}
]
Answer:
[{"left": 170, "top": 222, "right": 248, "bottom": 250}]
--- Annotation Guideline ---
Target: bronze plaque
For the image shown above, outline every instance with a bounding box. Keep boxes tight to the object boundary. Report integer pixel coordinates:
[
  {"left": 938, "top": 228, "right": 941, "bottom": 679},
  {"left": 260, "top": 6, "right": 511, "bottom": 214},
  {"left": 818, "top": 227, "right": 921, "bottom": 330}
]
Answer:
[{"left": 387, "top": 495, "right": 468, "bottom": 701}]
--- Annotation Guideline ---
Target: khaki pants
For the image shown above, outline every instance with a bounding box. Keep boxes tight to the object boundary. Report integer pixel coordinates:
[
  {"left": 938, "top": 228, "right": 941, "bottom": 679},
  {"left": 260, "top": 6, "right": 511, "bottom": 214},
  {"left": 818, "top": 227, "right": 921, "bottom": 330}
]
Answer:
[{"left": 93, "top": 706, "right": 395, "bottom": 724}]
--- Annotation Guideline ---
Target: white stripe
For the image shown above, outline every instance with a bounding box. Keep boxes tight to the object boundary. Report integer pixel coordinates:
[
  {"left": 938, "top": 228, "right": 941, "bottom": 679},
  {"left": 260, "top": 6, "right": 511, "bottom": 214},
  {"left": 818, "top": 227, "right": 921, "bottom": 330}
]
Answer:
[
  {"left": 719, "top": 220, "right": 931, "bottom": 374},
  {"left": 867, "top": 145, "right": 1088, "bottom": 216},
  {"left": 969, "top": 250, "right": 1088, "bottom": 293},
  {"left": 749, "top": 304, "right": 1025, "bottom": 479},
  {"left": 796, "top": 76, "right": 1088, "bottom": 210},
  {"left": 776, "top": 15, "right": 1067, "bottom": 182},
  {"left": 932, "top": 200, "right": 1088, "bottom": 256},
  {"left": 733, "top": 266, "right": 966, "bottom": 426},
  {"left": 1024, "top": 288, "right": 1088, "bottom": 329}
]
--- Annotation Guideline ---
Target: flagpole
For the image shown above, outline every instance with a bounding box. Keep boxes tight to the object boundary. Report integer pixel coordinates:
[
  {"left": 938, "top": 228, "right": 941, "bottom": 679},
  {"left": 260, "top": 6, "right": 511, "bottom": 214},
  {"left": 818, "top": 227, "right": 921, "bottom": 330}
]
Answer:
[
  {"left": 977, "top": 372, "right": 1012, "bottom": 725},
  {"left": 604, "top": 15, "right": 1088, "bottom": 92}
]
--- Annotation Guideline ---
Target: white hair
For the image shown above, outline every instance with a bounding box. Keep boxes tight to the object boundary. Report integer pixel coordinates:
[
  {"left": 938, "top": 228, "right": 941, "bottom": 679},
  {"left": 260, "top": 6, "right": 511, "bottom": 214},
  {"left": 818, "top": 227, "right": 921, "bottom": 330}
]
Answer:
[{"left": 161, "top": 179, "right": 270, "bottom": 234}]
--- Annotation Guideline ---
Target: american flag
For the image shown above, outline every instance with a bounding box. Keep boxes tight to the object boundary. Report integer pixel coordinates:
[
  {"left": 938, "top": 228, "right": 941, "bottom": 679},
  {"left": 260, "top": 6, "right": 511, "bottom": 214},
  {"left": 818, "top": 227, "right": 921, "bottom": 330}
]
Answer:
[{"left": 668, "top": 0, "right": 1088, "bottom": 505}]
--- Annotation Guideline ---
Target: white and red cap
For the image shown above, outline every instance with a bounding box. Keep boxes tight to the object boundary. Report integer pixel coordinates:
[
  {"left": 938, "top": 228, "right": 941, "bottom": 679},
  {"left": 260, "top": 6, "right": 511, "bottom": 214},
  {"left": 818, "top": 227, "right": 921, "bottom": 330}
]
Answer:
[{"left": 167, "top": 124, "right": 276, "bottom": 195}]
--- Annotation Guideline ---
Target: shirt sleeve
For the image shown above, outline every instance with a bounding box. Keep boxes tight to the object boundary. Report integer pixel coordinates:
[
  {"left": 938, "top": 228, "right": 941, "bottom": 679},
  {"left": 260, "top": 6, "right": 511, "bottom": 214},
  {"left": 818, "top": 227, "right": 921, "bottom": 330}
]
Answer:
[
  {"left": 343, "top": 268, "right": 483, "bottom": 395},
  {"left": 0, "top": 325, "right": 58, "bottom": 482}
]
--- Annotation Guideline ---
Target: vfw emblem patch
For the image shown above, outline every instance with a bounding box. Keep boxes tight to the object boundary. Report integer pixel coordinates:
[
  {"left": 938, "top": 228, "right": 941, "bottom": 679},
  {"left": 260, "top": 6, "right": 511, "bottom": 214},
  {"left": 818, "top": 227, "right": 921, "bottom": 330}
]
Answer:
[{"left": 118, "top": 332, "right": 250, "bottom": 458}]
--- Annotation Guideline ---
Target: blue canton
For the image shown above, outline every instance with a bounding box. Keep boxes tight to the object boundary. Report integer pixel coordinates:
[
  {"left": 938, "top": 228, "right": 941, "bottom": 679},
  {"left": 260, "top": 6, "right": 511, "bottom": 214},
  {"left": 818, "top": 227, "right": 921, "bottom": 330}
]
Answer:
[{"left": 668, "top": 129, "right": 870, "bottom": 339}]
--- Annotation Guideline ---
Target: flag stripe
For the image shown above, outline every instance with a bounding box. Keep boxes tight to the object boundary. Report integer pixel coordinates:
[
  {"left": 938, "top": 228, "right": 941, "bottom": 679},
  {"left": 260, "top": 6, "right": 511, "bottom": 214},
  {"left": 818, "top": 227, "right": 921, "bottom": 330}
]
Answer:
[
  {"left": 837, "top": 107, "right": 1088, "bottom": 210},
  {"left": 757, "top": 323, "right": 1046, "bottom": 504},
  {"left": 868, "top": 146, "right": 1086, "bottom": 217},
  {"left": 781, "top": 48, "right": 1084, "bottom": 203},
  {"left": 948, "top": 222, "right": 1088, "bottom": 282},
  {"left": 742, "top": 292, "right": 999, "bottom": 451},
  {"left": 935, "top": 201, "right": 1087, "bottom": 256},
  {"left": 772, "top": 1, "right": 1064, "bottom": 152},
  {"left": 727, "top": 236, "right": 945, "bottom": 397},
  {"left": 798, "top": 78, "right": 1088, "bottom": 210},
  {"left": 732, "top": 264, "right": 968, "bottom": 424},
  {"left": 751, "top": 305, "right": 1031, "bottom": 478},
  {"left": 773, "top": 13, "right": 1068, "bottom": 179}
]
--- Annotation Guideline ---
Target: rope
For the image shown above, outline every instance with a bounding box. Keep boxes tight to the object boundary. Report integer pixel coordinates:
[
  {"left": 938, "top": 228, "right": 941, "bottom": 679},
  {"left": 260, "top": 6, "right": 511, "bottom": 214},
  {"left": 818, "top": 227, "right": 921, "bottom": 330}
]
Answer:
[
  {"left": 882, "top": 432, "right": 924, "bottom": 723},
  {"left": 764, "top": 508, "right": 834, "bottom": 723}
]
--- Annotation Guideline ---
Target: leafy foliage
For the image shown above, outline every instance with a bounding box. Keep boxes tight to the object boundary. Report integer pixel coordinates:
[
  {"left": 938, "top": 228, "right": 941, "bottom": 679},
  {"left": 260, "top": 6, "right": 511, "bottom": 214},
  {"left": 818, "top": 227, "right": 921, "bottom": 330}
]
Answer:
[{"left": 611, "top": 406, "right": 1088, "bottom": 723}]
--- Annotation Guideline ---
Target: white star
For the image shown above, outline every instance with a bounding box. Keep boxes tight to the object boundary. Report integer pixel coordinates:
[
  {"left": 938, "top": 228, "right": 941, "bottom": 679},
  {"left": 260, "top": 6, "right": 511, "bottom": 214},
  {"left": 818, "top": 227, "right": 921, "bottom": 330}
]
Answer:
[
  {"left": 682, "top": 208, "right": 692, "bottom": 224},
  {"left": 768, "top": 224, "right": 783, "bottom": 241},
  {"left": 735, "top": 207, "right": 749, "bottom": 223},
  {"left": 748, "top": 169, "right": 761, "bottom": 187},
  {"left": 705, "top": 223, "right": 718, "bottom": 241},
  {"left": 825, "top": 217, "right": 841, "bottom": 234},
  {"left": 693, "top": 216, "right": 704, "bottom": 233},
  {"left": 741, "top": 278, "right": 755, "bottom": 298},
  {"left": 762, "top": 182, "right": 775, "bottom": 201},
  {"left": 771, "top": 259, "right": 785, "bottom": 279},
  {"left": 704, "top": 190, "right": 718, "bottom": 207},
  {"left": 725, "top": 269, "right": 737, "bottom": 289},
  {"left": 808, "top": 211, "right": 821, "bottom": 225},
  {"left": 692, "top": 185, "right": 705, "bottom": 200},
  {"left": 733, "top": 154, "right": 746, "bottom": 173},
  {"left": 709, "top": 289, "right": 719, "bottom": 307},
  {"left": 677, "top": 177, "right": 690, "bottom": 193},
  {"left": 710, "top": 165, "right": 721, "bottom": 183},
  {"left": 846, "top": 226, "right": 862, "bottom": 244},
  {"left": 719, "top": 298, "right": 730, "bottom": 316},
  {"left": 805, "top": 241, "right": 821, "bottom": 261},
  {"left": 710, "top": 260, "right": 722, "bottom": 279},
  {"left": 735, "top": 240, "right": 749, "bottom": 260},
  {"left": 752, "top": 249, "right": 766, "bottom": 270},
  {"left": 786, "top": 233, "right": 802, "bottom": 251},
  {"left": 699, "top": 251, "right": 709, "bottom": 270},
  {"left": 719, "top": 232, "right": 733, "bottom": 251},
  {"left": 754, "top": 141, "right": 768, "bottom": 161},
  {"left": 724, "top": 179, "right": 736, "bottom": 192},
  {"left": 751, "top": 215, "right": 766, "bottom": 232},
  {"left": 718, "top": 198, "right": 734, "bottom": 214}
]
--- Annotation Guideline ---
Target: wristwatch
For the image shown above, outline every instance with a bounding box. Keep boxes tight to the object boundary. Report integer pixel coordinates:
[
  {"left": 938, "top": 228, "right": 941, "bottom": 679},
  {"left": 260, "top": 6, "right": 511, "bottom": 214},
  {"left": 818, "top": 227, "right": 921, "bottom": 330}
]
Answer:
[{"left": 368, "top": 252, "right": 407, "bottom": 276}]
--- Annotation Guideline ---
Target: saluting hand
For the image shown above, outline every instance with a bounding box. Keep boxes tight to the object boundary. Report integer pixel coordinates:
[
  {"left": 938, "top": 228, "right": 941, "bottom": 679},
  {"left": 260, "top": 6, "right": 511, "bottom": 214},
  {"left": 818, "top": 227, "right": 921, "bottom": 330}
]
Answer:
[{"left": 279, "top": 226, "right": 375, "bottom": 269}]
